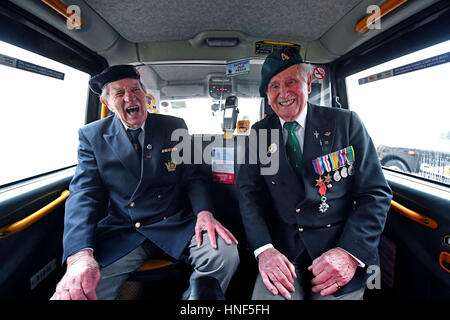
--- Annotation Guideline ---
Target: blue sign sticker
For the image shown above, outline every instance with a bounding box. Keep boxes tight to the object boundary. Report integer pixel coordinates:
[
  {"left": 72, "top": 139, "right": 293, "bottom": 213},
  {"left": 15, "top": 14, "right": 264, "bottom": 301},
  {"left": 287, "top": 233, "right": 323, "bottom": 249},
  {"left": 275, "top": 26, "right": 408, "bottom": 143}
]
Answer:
[
  {"left": 226, "top": 59, "right": 250, "bottom": 77},
  {"left": 0, "top": 53, "right": 65, "bottom": 80},
  {"left": 358, "top": 52, "right": 449, "bottom": 85}
]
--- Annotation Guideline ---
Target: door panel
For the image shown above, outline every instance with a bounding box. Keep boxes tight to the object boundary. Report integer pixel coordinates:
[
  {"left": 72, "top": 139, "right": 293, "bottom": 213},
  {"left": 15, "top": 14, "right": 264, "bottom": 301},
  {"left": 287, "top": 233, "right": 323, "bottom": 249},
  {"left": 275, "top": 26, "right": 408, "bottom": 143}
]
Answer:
[
  {"left": 0, "top": 168, "right": 74, "bottom": 299},
  {"left": 379, "top": 170, "right": 450, "bottom": 299}
]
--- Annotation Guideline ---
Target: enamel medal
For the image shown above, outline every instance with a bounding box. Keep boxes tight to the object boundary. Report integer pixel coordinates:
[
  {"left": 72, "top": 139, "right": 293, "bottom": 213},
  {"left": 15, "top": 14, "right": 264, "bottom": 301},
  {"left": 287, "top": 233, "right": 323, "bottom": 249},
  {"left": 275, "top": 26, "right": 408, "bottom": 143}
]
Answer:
[
  {"left": 345, "top": 146, "right": 356, "bottom": 176},
  {"left": 330, "top": 150, "right": 341, "bottom": 182},
  {"left": 312, "top": 155, "right": 332, "bottom": 213},
  {"left": 318, "top": 183, "right": 329, "bottom": 213},
  {"left": 333, "top": 171, "right": 341, "bottom": 181},
  {"left": 340, "top": 166, "right": 348, "bottom": 178},
  {"left": 312, "top": 146, "right": 356, "bottom": 214}
]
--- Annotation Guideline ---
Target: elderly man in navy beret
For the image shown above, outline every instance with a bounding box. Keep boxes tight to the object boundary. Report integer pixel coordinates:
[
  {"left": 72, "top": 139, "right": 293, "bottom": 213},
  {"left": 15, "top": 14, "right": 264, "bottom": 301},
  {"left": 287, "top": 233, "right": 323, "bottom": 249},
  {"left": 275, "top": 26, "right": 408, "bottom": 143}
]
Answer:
[
  {"left": 236, "top": 47, "right": 392, "bottom": 300},
  {"left": 52, "top": 65, "right": 239, "bottom": 300}
]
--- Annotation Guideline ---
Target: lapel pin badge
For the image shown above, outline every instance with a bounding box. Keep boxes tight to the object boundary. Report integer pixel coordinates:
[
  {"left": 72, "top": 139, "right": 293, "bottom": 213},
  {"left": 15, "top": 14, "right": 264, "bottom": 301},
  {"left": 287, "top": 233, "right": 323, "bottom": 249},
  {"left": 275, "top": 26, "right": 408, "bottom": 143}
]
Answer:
[
  {"left": 165, "top": 160, "right": 177, "bottom": 172},
  {"left": 268, "top": 143, "right": 277, "bottom": 154}
]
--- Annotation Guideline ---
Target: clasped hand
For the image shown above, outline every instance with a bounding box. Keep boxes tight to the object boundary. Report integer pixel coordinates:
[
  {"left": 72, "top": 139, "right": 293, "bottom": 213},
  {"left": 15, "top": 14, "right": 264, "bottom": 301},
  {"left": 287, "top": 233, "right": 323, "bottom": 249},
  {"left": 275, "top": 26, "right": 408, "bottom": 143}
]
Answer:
[{"left": 258, "top": 247, "right": 358, "bottom": 299}]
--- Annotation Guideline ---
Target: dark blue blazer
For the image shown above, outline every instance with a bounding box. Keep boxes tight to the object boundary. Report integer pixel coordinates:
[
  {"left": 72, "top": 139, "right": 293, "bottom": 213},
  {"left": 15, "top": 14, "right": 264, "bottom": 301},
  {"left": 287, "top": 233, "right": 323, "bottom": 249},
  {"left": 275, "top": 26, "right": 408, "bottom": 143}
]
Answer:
[
  {"left": 236, "top": 103, "right": 392, "bottom": 295},
  {"left": 63, "top": 113, "right": 213, "bottom": 267}
]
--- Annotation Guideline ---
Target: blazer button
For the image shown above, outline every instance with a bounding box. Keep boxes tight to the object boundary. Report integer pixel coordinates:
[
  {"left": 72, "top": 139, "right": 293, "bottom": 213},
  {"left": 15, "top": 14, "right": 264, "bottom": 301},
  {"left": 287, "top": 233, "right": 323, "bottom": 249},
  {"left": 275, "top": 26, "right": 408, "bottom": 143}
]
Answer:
[
  {"left": 298, "top": 227, "right": 304, "bottom": 232},
  {"left": 135, "top": 222, "right": 141, "bottom": 228},
  {"left": 163, "top": 216, "right": 167, "bottom": 220},
  {"left": 271, "top": 181, "right": 276, "bottom": 185},
  {"left": 296, "top": 208, "right": 301, "bottom": 213},
  {"left": 326, "top": 224, "right": 332, "bottom": 228},
  {"left": 129, "top": 202, "right": 135, "bottom": 208},
  {"left": 157, "top": 195, "right": 162, "bottom": 199}
]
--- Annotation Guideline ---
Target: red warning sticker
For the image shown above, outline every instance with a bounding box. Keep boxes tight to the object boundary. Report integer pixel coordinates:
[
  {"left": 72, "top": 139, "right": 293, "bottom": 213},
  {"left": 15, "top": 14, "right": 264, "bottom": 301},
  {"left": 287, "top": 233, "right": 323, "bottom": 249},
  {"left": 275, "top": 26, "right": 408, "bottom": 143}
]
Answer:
[{"left": 313, "top": 66, "right": 326, "bottom": 80}]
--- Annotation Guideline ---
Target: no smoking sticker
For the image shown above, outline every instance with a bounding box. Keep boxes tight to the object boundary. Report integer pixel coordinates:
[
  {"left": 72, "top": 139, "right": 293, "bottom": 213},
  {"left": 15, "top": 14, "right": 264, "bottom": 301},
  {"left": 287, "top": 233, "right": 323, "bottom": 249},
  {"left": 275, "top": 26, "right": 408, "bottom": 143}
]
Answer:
[{"left": 313, "top": 66, "right": 326, "bottom": 80}]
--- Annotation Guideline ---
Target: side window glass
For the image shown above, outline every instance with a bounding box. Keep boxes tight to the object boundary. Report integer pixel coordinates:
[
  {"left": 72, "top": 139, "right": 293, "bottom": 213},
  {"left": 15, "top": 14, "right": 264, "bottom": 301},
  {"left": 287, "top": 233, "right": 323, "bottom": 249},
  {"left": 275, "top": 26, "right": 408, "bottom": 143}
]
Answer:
[
  {"left": 0, "top": 40, "right": 90, "bottom": 187},
  {"left": 345, "top": 40, "right": 450, "bottom": 185}
]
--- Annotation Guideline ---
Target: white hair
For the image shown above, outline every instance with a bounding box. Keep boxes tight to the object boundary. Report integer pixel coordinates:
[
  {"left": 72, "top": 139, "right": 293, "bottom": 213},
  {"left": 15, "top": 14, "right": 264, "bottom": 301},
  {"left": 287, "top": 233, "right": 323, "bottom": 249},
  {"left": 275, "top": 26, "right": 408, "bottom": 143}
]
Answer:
[{"left": 297, "top": 63, "right": 313, "bottom": 79}]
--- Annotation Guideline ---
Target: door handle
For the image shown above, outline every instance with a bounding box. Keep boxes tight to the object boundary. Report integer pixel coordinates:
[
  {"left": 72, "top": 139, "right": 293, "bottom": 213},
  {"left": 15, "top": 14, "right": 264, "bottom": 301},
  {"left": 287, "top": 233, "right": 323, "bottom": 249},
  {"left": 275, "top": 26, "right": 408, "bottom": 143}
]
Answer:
[
  {"left": 0, "top": 190, "right": 69, "bottom": 239},
  {"left": 390, "top": 200, "right": 438, "bottom": 229},
  {"left": 439, "top": 252, "right": 450, "bottom": 273}
]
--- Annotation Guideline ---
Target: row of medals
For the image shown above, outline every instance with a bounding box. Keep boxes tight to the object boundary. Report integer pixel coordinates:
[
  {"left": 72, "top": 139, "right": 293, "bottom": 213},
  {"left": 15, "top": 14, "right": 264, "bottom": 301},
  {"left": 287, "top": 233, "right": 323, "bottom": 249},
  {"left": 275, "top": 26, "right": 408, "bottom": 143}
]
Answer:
[{"left": 316, "top": 163, "right": 355, "bottom": 213}]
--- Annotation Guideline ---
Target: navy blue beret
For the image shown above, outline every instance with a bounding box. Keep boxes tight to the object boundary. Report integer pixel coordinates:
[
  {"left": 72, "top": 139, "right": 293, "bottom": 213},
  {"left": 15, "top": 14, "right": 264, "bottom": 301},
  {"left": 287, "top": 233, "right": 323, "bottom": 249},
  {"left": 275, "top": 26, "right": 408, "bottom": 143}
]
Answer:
[
  {"left": 88, "top": 65, "right": 140, "bottom": 95},
  {"left": 259, "top": 47, "right": 303, "bottom": 97}
]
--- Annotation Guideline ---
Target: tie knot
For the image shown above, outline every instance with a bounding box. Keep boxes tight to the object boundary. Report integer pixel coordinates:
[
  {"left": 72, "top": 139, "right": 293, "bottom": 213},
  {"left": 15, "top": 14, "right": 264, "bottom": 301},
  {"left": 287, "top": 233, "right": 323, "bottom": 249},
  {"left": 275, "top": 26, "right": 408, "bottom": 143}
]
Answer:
[
  {"left": 128, "top": 128, "right": 141, "bottom": 142},
  {"left": 283, "top": 121, "right": 298, "bottom": 133}
]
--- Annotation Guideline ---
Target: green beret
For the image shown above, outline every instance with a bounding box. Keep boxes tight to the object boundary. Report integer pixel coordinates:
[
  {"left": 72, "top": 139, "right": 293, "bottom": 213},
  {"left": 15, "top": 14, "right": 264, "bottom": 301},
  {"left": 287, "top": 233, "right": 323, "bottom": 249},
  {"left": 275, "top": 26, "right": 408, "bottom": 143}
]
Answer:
[
  {"left": 89, "top": 65, "right": 140, "bottom": 95},
  {"left": 259, "top": 47, "right": 303, "bottom": 97}
]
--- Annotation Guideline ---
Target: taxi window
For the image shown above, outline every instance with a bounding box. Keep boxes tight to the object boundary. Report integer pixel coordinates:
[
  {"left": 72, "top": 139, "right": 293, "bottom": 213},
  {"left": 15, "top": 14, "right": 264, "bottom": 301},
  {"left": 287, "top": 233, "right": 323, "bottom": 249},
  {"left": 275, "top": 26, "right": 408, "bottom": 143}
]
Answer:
[
  {"left": 0, "top": 40, "right": 90, "bottom": 187},
  {"left": 345, "top": 40, "right": 450, "bottom": 185},
  {"left": 156, "top": 60, "right": 332, "bottom": 135},
  {"left": 161, "top": 97, "right": 262, "bottom": 135}
]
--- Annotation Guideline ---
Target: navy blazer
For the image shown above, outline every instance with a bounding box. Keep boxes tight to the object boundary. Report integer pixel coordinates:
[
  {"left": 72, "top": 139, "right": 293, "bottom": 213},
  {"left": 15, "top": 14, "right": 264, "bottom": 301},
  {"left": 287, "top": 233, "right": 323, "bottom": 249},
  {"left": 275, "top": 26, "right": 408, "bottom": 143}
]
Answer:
[
  {"left": 236, "top": 103, "right": 392, "bottom": 295},
  {"left": 63, "top": 113, "right": 213, "bottom": 267}
]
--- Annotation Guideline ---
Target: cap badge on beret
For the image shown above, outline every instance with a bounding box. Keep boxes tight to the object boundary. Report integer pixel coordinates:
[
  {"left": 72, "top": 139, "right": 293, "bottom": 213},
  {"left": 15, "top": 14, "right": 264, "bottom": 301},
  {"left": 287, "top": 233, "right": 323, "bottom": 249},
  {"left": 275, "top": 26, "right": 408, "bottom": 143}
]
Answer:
[
  {"left": 281, "top": 53, "right": 290, "bottom": 61},
  {"left": 259, "top": 47, "right": 303, "bottom": 97}
]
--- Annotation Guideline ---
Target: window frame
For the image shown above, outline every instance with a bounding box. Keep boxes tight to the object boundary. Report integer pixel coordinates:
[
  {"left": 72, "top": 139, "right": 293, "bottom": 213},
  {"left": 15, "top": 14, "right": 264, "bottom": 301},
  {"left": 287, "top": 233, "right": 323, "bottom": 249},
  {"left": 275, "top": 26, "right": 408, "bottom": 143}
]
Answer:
[
  {"left": 328, "top": 0, "right": 450, "bottom": 186},
  {"left": 0, "top": 1, "right": 107, "bottom": 188},
  {"left": 330, "top": 1, "right": 450, "bottom": 110}
]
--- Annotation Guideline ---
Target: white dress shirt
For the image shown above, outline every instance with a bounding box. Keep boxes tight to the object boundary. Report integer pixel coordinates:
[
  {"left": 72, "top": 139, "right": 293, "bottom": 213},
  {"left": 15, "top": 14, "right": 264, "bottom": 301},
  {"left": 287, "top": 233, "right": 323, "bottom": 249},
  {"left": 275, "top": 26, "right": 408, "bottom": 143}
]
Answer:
[
  {"left": 253, "top": 108, "right": 307, "bottom": 259},
  {"left": 120, "top": 119, "right": 146, "bottom": 150}
]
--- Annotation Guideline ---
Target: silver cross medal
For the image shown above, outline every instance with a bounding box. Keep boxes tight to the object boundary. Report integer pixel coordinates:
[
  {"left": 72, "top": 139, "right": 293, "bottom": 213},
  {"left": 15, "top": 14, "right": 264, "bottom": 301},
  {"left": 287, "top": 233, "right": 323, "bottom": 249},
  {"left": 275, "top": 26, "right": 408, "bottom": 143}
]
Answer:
[{"left": 319, "top": 200, "right": 330, "bottom": 213}]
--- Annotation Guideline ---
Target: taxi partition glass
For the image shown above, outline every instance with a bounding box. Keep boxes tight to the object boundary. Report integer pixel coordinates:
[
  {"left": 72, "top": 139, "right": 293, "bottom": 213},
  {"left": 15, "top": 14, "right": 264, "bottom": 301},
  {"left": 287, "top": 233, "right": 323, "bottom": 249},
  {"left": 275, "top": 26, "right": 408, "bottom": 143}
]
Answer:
[{"left": 154, "top": 60, "right": 332, "bottom": 135}]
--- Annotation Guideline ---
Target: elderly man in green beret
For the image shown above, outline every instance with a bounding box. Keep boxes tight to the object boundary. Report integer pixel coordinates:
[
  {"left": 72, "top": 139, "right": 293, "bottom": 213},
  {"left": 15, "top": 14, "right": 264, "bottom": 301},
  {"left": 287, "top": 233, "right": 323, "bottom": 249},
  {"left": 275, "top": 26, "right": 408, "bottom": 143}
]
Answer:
[{"left": 236, "top": 47, "right": 392, "bottom": 300}]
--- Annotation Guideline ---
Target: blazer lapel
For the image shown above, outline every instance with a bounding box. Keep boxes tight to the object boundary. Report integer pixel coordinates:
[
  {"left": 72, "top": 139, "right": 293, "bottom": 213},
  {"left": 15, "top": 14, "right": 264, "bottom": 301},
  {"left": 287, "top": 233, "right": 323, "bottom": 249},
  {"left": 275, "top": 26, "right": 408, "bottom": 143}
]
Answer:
[
  {"left": 103, "top": 115, "right": 141, "bottom": 180},
  {"left": 135, "top": 114, "right": 167, "bottom": 193},
  {"left": 303, "top": 103, "right": 337, "bottom": 164}
]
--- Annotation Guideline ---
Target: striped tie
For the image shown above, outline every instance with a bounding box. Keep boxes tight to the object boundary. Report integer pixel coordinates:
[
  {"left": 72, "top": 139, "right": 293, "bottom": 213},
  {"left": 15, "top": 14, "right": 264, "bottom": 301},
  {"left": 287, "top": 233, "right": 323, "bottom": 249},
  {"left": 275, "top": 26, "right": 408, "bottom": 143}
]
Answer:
[{"left": 127, "top": 128, "right": 142, "bottom": 160}]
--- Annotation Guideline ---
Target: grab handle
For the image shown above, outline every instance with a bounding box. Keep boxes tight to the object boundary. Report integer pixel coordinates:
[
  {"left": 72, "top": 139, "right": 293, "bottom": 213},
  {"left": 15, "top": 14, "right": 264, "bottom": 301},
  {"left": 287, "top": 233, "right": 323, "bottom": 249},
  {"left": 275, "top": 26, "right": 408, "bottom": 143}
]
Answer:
[
  {"left": 390, "top": 200, "right": 438, "bottom": 229},
  {"left": 0, "top": 190, "right": 69, "bottom": 239}
]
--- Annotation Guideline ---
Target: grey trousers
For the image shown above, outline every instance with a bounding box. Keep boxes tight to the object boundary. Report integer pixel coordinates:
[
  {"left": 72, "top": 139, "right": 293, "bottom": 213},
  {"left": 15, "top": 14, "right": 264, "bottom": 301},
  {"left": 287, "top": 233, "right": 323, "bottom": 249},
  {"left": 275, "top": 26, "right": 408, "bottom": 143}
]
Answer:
[
  {"left": 95, "top": 232, "right": 239, "bottom": 300},
  {"left": 252, "top": 263, "right": 365, "bottom": 300}
]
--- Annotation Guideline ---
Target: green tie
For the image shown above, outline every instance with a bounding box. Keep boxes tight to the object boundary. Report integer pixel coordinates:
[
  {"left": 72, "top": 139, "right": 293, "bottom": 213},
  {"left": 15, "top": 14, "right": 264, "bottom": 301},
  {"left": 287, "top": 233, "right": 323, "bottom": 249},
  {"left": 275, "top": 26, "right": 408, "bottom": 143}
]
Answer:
[{"left": 283, "top": 121, "right": 303, "bottom": 177}]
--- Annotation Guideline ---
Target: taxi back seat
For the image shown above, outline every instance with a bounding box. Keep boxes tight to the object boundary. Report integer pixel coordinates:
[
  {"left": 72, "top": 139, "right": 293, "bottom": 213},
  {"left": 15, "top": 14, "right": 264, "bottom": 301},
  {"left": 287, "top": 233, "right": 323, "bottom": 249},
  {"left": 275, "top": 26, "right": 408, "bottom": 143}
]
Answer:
[{"left": 119, "top": 134, "right": 256, "bottom": 300}]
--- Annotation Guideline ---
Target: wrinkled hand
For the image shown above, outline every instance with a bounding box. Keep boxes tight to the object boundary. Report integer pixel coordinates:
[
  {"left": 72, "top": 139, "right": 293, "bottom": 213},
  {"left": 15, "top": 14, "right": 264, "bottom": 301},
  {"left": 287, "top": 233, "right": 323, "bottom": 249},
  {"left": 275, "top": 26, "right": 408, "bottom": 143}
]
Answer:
[
  {"left": 308, "top": 247, "right": 358, "bottom": 296},
  {"left": 54, "top": 249, "right": 101, "bottom": 300},
  {"left": 258, "top": 248, "right": 297, "bottom": 300},
  {"left": 195, "top": 210, "right": 238, "bottom": 249}
]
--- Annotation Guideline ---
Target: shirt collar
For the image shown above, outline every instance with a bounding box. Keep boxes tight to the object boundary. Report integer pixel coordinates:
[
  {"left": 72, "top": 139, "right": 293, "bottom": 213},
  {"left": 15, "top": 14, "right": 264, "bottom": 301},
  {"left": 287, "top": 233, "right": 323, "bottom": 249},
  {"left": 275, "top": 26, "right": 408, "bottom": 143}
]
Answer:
[
  {"left": 279, "top": 104, "right": 308, "bottom": 130},
  {"left": 118, "top": 115, "right": 146, "bottom": 132}
]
